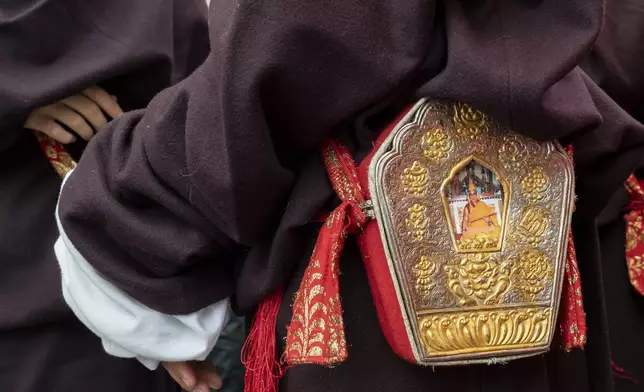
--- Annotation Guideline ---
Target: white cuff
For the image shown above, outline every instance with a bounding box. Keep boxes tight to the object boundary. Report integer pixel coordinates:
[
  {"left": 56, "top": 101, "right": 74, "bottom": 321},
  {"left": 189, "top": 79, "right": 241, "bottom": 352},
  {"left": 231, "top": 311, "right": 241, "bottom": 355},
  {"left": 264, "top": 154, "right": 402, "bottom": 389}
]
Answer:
[{"left": 55, "top": 170, "right": 231, "bottom": 370}]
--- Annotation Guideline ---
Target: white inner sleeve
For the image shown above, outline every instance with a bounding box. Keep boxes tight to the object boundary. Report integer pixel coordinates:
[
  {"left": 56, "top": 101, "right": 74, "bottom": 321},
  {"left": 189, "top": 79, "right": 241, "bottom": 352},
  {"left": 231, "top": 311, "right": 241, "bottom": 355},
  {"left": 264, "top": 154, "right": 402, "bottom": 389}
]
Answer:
[{"left": 54, "top": 170, "right": 231, "bottom": 370}]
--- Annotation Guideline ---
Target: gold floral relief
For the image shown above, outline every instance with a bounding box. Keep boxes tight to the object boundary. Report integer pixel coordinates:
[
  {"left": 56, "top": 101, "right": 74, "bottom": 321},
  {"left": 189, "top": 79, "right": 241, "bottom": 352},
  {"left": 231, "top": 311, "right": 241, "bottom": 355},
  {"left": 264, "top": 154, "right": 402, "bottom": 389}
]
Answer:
[
  {"left": 412, "top": 255, "right": 438, "bottom": 298},
  {"left": 452, "top": 103, "right": 489, "bottom": 141},
  {"left": 511, "top": 249, "right": 554, "bottom": 302},
  {"left": 498, "top": 135, "right": 528, "bottom": 172},
  {"left": 444, "top": 253, "right": 511, "bottom": 306},
  {"left": 418, "top": 307, "right": 551, "bottom": 355},
  {"left": 521, "top": 167, "right": 550, "bottom": 203},
  {"left": 369, "top": 99, "right": 574, "bottom": 365},
  {"left": 422, "top": 128, "right": 453, "bottom": 161},
  {"left": 401, "top": 161, "right": 429, "bottom": 196},
  {"left": 406, "top": 204, "right": 429, "bottom": 242}
]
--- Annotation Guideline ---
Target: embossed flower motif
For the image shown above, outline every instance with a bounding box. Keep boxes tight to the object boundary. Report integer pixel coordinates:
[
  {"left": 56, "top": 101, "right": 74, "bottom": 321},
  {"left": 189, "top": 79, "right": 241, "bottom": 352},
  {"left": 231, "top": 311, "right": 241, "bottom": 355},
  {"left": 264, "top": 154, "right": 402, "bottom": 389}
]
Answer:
[
  {"left": 452, "top": 103, "right": 488, "bottom": 141},
  {"left": 445, "top": 253, "right": 511, "bottom": 306},
  {"left": 412, "top": 255, "right": 437, "bottom": 298},
  {"left": 499, "top": 135, "right": 527, "bottom": 172},
  {"left": 521, "top": 167, "right": 549, "bottom": 202},
  {"left": 401, "top": 161, "right": 429, "bottom": 196},
  {"left": 513, "top": 249, "right": 553, "bottom": 301},
  {"left": 422, "top": 129, "right": 453, "bottom": 161},
  {"left": 406, "top": 204, "right": 429, "bottom": 242}
]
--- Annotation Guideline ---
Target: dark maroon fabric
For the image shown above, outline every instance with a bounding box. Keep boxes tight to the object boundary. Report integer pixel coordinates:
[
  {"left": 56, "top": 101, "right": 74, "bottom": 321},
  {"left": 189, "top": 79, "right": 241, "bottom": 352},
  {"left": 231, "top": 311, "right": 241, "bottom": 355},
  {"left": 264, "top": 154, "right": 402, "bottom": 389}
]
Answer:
[
  {"left": 56, "top": 0, "right": 644, "bottom": 391},
  {"left": 0, "top": 0, "right": 209, "bottom": 151},
  {"left": 0, "top": 0, "right": 208, "bottom": 390},
  {"left": 595, "top": 166, "right": 644, "bottom": 391},
  {"left": 0, "top": 310, "right": 178, "bottom": 392},
  {"left": 60, "top": 0, "right": 644, "bottom": 313},
  {"left": 584, "top": 0, "right": 644, "bottom": 125},
  {"left": 585, "top": 3, "right": 644, "bottom": 387}
]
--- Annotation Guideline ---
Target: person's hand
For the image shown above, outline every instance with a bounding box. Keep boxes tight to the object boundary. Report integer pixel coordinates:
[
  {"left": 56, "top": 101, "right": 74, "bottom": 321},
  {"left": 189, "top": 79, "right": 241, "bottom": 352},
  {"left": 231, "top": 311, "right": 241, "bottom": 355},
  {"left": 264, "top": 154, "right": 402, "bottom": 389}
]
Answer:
[
  {"left": 24, "top": 86, "right": 122, "bottom": 144},
  {"left": 163, "top": 361, "right": 223, "bottom": 392}
]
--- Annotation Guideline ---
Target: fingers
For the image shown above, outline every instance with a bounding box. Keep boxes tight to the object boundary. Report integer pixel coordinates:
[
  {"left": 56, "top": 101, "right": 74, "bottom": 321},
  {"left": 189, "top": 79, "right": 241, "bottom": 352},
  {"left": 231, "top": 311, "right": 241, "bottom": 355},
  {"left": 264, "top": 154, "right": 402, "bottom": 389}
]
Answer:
[
  {"left": 61, "top": 94, "right": 109, "bottom": 132},
  {"left": 164, "top": 361, "right": 198, "bottom": 391},
  {"left": 39, "top": 103, "right": 94, "bottom": 141},
  {"left": 82, "top": 86, "right": 123, "bottom": 119},
  {"left": 195, "top": 361, "right": 223, "bottom": 390},
  {"left": 24, "top": 112, "right": 76, "bottom": 144},
  {"left": 163, "top": 361, "right": 222, "bottom": 392},
  {"left": 24, "top": 86, "right": 122, "bottom": 144}
]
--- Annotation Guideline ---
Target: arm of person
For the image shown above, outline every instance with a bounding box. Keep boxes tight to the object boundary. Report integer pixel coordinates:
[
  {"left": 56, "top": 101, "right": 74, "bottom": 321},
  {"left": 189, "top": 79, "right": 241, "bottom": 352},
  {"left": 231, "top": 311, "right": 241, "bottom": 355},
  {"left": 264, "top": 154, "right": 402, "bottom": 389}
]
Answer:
[
  {"left": 55, "top": 0, "right": 644, "bottom": 389},
  {"left": 54, "top": 0, "right": 426, "bottom": 387}
]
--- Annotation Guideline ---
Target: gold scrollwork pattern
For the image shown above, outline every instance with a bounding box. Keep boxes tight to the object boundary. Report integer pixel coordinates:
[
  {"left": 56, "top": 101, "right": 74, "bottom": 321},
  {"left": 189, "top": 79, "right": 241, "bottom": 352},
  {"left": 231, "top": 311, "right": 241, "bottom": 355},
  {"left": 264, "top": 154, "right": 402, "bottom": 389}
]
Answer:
[
  {"left": 511, "top": 249, "right": 554, "bottom": 302},
  {"left": 406, "top": 204, "right": 429, "bottom": 242},
  {"left": 626, "top": 214, "right": 643, "bottom": 252},
  {"left": 287, "top": 260, "right": 347, "bottom": 362},
  {"left": 418, "top": 308, "right": 551, "bottom": 354},
  {"left": 521, "top": 167, "right": 550, "bottom": 203},
  {"left": 422, "top": 129, "right": 453, "bottom": 161},
  {"left": 412, "top": 255, "right": 438, "bottom": 298},
  {"left": 513, "top": 207, "right": 550, "bottom": 246},
  {"left": 444, "top": 253, "right": 511, "bottom": 305},
  {"left": 452, "top": 103, "right": 488, "bottom": 141},
  {"left": 498, "top": 135, "right": 527, "bottom": 172},
  {"left": 627, "top": 256, "right": 644, "bottom": 292},
  {"left": 402, "top": 161, "right": 429, "bottom": 196}
]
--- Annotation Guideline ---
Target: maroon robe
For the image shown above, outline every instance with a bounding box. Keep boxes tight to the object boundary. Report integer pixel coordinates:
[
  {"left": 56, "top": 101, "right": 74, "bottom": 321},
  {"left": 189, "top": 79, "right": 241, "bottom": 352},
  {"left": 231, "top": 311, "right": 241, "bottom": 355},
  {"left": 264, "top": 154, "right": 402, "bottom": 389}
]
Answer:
[
  {"left": 0, "top": 0, "right": 209, "bottom": 390},
  {"left": 56, "top": 0, "right": 644, "bottom": 391}
]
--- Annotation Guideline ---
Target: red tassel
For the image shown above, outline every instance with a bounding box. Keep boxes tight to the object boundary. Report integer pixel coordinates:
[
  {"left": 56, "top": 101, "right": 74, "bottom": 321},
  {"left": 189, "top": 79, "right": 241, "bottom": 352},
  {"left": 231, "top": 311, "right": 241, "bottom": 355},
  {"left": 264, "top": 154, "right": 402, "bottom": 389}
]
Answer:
[{"left": 242, "top": 288, "right": 284, "bottom": 392}]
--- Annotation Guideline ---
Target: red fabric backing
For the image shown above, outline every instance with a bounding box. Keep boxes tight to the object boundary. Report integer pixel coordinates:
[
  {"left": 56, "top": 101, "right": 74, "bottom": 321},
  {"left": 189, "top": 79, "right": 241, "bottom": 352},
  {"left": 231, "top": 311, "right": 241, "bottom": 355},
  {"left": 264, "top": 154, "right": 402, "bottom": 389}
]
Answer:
[{"left": 356, "top": 106, "right": 416, "bottom": 363}]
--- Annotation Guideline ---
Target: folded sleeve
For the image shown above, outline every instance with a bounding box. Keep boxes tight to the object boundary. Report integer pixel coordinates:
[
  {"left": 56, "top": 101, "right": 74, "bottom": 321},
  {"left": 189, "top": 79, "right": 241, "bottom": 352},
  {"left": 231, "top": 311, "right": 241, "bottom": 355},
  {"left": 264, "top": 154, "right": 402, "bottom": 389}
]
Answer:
[
  {"left": 56, "top": 0, "right": 430, "bottom": 315},
  {"left": 56, "top": 172, "right": 230, "bottom": 369},
  {"left": 57, "top": 0, "right": 644, "bottom": 327}
]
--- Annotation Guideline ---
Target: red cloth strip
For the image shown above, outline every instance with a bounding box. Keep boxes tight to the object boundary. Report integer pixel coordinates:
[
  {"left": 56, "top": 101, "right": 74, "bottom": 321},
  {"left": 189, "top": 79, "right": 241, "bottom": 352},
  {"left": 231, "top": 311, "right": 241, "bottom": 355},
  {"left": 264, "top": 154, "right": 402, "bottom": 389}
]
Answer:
[
  {"left": 285, "top": 139, "right": 369, "bottom": 365},
  {"left": 624, "top": 175, "right": 644, "bottom": 295},
  {"left": 559, "top": 146, "right": 587, "bottom": 351}
]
